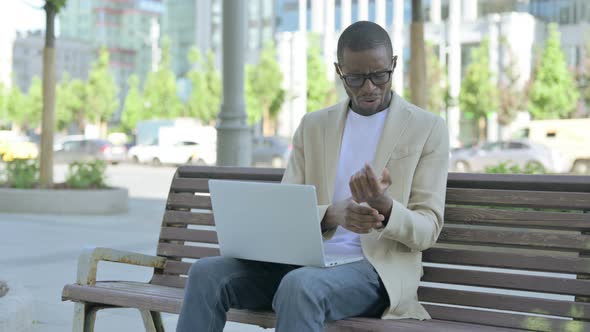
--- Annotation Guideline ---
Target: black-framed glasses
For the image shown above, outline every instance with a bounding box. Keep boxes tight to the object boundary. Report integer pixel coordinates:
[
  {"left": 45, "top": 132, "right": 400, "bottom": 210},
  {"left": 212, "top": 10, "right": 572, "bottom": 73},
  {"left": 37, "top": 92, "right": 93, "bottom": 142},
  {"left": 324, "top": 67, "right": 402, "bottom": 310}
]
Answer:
[{"left": 337, "top": 56, "right": 397, "bottom": 88}]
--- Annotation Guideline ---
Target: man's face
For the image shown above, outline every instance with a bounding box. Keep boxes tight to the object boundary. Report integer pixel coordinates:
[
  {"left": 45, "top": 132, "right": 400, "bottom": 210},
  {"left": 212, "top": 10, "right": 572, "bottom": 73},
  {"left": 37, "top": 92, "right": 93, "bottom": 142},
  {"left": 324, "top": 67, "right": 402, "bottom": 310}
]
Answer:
[{"left": 335, "top": 46, "right": 395, "bottom": 116}]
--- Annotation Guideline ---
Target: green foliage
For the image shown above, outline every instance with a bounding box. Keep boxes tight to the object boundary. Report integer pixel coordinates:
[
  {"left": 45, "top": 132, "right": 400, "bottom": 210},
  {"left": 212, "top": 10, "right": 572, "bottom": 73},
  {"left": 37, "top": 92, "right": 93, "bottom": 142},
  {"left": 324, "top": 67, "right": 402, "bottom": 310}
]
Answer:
[
  {"left": 577, "top": 41, "right": 590, "bottom": 108},
  {"left": 86, "top": 48, "right": 119, "bottom": 124},
  {"left": 485, "top": 161, "right": 546, "bottom": 175},
  {"left": 5, "top": 86, "right": 28, "bottom": 128},
  {"left": 186, "top": 49, "right": 221, "bottom": 124},
  {"left": 498, "top": 39, "right": 526, "bottom": 126},
  {"left": 5, "top": 159, "right": 39, "bottom": 189},
  {"left": 0, "top": 83, "right": 6, "bottom": 123},
  {"left": 459, "top": 39, "right": 499, "bottom": 120},
  {"left": 528, "top": 24, "right": 579, "bottom": 119},
  {"left": 65, "top": 160, "right": 107, "bottom": 189},
  {"left": 245, "top": 42, "right": 285, "bottom": 125},
  {"left": 425, "top": 43, "right": 448, "bottom": 114},
  {"left": 26, "top": 77, "right": 43, "bottom": 129},
  {"left": 120, "top": 75, "right": 143, "bottom": 132},
  {"left": 307, "top": 34, "right": 336, "bottom": 113},
  {"left": 143, "top": 38, "right": 183, "bottom": 119},
  {"left": 56, "top": 73, "right": 87, "bottom": 131},
  {"left": 46, "top": 0, "right": 67, "bottom": 10}
]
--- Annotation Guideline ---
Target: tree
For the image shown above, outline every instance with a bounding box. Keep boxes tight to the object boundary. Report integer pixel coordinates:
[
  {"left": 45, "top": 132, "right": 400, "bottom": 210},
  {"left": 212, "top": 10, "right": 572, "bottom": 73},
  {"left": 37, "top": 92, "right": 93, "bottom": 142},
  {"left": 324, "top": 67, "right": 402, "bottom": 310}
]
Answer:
[
  {"left": 528, "top": 23, "right": 579, "bottom": 120},
  {"left": 459, "top": 39, "right": 499, "bottom": 142},
  {"left": 576, "top": 42, "right": 590, "bottom": 115},
  {"left": 425, "top": 43, "right": 448, "bottom": 114},
  {"left": 26, "top": 76, "right": 43, "bottom": 130},
  {"left": 186, "top": 48, "right": 221, "bottom": 125},
  {"left": 56, "top": 73, "right": 87, "bottom": 132},
  {"left": 5, "top": 86, "right": 28, "bottom": 130},
  {"left": 410, "top": 0, "right": 427, "bottom": 109},
  {"left": 307, "top": 34, "right": 336, "bottom": 113},
  {"left": 498, "top": 39, "right": 526, "bottom": 128},
  {"left": 0, "top": 84, "right": 8, "bottom": 129},
  {"left": 86, "top": 48, "right": 119, "bottom": 129},
  {"left": 143, "top": 38, "right": 182, "bottom": 119},
  {"left": 245, "top": 42, "right": 285, "bottom": 134},
  {"left": 40, "top": 0, "right": 67, "bottom": 187},
  {"left": 120, "top": 75, "right": 143, "bottom": 133}
]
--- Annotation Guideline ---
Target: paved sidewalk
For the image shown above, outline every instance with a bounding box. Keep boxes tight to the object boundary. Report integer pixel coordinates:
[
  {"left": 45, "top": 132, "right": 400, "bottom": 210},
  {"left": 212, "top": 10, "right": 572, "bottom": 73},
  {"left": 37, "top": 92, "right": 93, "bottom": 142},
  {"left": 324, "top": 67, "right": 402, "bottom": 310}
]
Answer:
[{"left": 0, "top": 164, "right": 268, "bottom": 332}]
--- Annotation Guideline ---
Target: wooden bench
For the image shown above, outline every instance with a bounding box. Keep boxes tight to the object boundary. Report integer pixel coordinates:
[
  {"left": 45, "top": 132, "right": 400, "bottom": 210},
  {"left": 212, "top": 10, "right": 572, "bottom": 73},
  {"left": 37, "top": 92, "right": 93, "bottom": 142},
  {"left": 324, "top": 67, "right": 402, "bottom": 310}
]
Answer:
[{"left": 62, "top": 165, "right": 590, "bottom": 331}]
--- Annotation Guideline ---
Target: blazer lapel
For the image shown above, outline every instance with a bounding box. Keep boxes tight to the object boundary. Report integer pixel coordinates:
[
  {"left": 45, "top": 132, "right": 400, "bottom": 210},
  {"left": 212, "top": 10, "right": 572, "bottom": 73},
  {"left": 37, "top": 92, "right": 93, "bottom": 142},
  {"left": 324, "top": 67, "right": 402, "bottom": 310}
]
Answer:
[
  {"left": 324, "top": 100, "right": 349, "bottom": 201},
  {"left": 372, "top": 92, "right": 412, "bottom": 174}
]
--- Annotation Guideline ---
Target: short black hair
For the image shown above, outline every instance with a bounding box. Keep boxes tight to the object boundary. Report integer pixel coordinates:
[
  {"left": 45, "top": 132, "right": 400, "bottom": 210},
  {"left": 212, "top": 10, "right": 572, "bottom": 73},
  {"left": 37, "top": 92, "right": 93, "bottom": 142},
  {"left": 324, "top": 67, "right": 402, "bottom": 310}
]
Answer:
[{"left": 337, "top": 21, "right": 393, "bottom": 63}]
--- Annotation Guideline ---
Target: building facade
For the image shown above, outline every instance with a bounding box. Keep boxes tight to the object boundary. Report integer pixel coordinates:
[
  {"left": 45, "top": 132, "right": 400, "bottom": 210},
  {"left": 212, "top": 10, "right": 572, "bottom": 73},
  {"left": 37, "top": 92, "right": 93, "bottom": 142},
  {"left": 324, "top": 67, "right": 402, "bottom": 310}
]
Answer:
[
  {"left": 59, "top": 0, "right": 165, "bottom": 103},
  {"left": 163, "top": 0, "right": 276, "bottom": 80},
  {"left": 12, "top": 31, "right": 93, "bottom": 93}
]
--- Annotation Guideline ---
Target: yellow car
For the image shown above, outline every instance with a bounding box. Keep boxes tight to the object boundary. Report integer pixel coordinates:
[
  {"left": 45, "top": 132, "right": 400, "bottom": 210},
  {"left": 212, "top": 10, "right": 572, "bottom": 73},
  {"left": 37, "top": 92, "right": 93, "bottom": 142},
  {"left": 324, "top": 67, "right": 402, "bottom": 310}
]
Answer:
[{"left": 0, "top": 139, "right": 39, "bottom": 162}]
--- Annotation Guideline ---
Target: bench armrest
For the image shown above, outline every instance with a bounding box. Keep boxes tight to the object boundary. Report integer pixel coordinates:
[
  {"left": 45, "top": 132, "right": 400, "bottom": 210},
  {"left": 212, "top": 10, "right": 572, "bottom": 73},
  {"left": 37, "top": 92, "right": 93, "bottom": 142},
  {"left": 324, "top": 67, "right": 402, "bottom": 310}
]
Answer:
[{"left": 76, "top": 246, "right": 167, "bottom": 285}]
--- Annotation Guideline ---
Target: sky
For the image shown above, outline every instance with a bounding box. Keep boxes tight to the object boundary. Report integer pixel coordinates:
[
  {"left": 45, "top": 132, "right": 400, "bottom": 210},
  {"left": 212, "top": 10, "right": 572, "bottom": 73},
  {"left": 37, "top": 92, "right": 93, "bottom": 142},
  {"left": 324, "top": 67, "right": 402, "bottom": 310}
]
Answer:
[{"left": 1, "top": 0, "right": 55, "bottom": 35}]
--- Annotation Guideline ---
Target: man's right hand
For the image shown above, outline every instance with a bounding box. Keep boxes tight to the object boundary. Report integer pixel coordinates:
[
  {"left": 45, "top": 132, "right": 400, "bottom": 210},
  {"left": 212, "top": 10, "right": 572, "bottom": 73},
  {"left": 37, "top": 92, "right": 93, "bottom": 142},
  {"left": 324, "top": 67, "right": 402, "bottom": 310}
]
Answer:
[{"left": 322, "top": 198, "right": 384, "bottom": 234}]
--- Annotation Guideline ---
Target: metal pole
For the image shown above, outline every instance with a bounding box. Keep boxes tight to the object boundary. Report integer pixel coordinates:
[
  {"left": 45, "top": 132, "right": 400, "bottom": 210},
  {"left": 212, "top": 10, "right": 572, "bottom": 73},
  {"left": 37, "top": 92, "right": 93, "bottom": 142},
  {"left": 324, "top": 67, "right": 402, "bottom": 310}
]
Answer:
[{"left": 216, "top": 0, "right": 251, "bottom": 166}]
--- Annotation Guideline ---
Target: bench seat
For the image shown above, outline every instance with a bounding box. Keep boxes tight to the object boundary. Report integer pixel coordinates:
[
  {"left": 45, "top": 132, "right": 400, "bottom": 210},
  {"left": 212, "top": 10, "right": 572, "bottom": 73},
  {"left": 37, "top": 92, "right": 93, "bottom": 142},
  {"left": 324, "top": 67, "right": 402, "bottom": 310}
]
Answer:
[{"left": 63, "top": 281, "right": 526, "bottom": 332}]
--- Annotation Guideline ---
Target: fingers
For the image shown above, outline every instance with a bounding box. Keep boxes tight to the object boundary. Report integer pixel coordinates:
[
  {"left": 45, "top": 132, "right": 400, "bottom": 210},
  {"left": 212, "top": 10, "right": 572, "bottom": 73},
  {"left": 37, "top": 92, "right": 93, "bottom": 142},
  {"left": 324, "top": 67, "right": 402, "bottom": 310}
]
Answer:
[
  {"left": 364, "top": 164, "right": 381, "bottom": 196},
  {"left": 350, "top": 163, "right": 382, "bottom": 201},
  {"left": 343, "top": 200, "right": 384, "bottom": 233},
  {"left": 380, "top": 167, "right": 392, "bottom": 188}
]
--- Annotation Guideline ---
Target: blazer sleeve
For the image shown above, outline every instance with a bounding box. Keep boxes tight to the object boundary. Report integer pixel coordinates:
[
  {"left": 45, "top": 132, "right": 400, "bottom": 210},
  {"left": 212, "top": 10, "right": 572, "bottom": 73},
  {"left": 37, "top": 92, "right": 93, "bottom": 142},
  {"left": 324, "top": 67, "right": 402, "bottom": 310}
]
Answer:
[
  {"left": 281, "top": 113, "right": 335, "bottom": 239},
  {"left": 377, "top": 117, "right": 449, "bottom": 251}
]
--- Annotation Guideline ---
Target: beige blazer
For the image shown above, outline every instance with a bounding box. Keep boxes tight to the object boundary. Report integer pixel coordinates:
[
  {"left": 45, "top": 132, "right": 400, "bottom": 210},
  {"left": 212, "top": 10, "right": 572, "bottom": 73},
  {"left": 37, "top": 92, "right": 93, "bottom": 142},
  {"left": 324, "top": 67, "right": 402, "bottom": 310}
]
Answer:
[{"left": 281, "top": 92, "right": 449, "bottom": 320}]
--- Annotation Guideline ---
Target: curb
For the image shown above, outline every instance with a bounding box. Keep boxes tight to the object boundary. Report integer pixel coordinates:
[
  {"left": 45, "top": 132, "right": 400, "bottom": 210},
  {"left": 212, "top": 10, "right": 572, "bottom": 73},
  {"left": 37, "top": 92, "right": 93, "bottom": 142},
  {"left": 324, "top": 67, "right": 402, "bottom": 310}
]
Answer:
[{"left": 0, "top": 280, "right": 33, "bottom": 332}]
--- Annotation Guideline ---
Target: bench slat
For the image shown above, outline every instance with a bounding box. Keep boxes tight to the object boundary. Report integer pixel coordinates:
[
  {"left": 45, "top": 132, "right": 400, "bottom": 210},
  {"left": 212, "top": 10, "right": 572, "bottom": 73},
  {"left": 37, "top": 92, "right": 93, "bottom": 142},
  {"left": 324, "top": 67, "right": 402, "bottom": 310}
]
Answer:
[
  {"left": 446, "top": 188, "right": 590, "bottom": 209},
  {"left": 167, "top": 193, "right": 212, "bottom": 210},
  {"left": 438, "top": 225, "right": 590, "bottom": 251},
  {"left": 424, "top": 304, "right": 589, "bottom": 332},
  {"left": 177, "top": 166, "right": 284, "bottom": 182},
  {"left": 419, "top": 287, "right": 590, "bottom": 319},
  {"left": 159, "top": 227, "right": 218, "bottom": 244},
  {"left": 422, "top": 266, "right": 590, "bottom": 297},
  {"left": 163, "top": 210, "right": 214, "bottom": 226},
  {"left": 170, "top": 178, "right": 210, "bottom": 193},
  {"left": 423, "top": 247, "right": 590, "bottom": 274},
  {"left": 157, "top": 243, "right": 219, "bottom": 260},
  {"left": 162, "top": 260, "right": 191, "bottom": 275},
  {"left": 151, "top": 274, "right": 187, "bottom": 288},
  {"left": 444, "top": 207, "right": 590, "bottom": 231}
]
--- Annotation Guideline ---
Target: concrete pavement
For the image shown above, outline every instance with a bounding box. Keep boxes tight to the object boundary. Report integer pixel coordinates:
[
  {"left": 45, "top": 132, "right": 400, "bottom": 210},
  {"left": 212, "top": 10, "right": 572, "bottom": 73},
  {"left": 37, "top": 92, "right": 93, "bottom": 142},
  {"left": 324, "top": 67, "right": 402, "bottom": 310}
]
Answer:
[{"left": 0, "top": 164, "right": 267, "bottom": 332}]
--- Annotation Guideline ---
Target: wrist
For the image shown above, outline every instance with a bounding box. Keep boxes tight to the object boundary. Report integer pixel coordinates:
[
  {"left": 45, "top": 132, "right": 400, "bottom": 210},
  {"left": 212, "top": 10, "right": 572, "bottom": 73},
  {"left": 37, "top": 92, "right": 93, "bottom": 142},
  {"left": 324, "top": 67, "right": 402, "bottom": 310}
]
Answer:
[{"left": 368, "top": 195, "right": 393, "bottom": 220}]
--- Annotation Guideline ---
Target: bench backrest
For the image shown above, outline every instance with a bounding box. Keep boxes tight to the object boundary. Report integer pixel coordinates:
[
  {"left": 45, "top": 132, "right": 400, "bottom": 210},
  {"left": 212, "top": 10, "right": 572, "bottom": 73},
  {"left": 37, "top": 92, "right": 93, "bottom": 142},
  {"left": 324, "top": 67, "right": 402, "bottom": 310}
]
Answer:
[{"left": 154, "top": 166, "right": 590, "bottom": 332}]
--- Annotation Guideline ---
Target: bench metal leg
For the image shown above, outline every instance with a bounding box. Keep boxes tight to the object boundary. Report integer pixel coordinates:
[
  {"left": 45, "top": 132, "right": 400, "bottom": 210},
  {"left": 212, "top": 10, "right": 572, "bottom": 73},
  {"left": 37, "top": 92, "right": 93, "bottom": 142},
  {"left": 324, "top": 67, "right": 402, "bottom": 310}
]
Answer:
[
  {"left": 72, "top": 303, "right": 99, "bottom": 332},
  {"left": 140, "top": 310, "right": 165, "bottom": 332}
]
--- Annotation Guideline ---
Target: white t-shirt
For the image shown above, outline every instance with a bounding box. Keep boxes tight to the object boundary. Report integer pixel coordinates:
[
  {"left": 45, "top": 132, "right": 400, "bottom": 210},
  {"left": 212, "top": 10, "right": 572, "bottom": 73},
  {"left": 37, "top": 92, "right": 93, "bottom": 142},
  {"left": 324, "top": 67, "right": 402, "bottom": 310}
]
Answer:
[{"left": 323, "top": 108, "right": 388, "bottom": 256}]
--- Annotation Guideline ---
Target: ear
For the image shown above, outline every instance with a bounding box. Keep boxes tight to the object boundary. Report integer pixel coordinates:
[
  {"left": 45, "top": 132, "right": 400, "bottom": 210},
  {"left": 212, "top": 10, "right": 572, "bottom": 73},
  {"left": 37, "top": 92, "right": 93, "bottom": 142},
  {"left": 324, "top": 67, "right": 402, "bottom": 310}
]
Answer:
[
  {"left": 334, "top": 62, "right": 341, "bottom": 76},
  {"left": 392, "top": 55, "right": 398, "bottom": 70}
]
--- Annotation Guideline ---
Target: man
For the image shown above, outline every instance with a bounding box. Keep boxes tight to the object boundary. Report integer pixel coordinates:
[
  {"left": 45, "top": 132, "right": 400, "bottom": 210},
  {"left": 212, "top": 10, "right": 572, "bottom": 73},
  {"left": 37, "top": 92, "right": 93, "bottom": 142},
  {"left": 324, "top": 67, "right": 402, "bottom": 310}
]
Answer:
[{"left": 177, "top": 21, "right": 449, "bottom": 332}]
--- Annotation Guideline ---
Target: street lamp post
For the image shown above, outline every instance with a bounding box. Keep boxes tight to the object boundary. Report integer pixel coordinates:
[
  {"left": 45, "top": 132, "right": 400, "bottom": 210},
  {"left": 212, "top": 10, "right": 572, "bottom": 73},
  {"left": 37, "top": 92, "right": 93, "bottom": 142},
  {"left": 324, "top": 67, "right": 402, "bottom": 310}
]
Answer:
[{"left": 216, "top": 0, "right": 251, "bottom": 166}]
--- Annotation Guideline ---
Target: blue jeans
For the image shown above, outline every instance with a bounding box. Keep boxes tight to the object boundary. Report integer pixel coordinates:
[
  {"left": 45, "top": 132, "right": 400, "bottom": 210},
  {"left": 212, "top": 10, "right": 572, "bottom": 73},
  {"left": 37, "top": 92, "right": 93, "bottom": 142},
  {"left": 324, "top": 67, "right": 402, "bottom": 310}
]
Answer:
[{"left": 176, "top": 256, "right": 389, "bottom": 332}]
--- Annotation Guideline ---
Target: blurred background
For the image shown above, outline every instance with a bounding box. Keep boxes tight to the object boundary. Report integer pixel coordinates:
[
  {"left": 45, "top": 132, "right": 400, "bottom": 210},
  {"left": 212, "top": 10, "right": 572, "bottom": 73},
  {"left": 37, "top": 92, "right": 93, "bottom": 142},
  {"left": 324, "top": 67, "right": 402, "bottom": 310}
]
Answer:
[{"left": 0, "top": 0, "right": 588, "bottom": 175}]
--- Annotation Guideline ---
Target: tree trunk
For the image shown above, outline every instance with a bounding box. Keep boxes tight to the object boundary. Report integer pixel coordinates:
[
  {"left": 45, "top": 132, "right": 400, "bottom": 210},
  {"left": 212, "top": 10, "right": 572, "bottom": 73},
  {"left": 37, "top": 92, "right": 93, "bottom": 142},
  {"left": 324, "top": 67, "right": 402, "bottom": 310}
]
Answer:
[
  {"left": 40, "top": 2, "right": 57, "bottom": 188},
  {"left": 410, "top": 0, "right": 427, "bottom": 109}
]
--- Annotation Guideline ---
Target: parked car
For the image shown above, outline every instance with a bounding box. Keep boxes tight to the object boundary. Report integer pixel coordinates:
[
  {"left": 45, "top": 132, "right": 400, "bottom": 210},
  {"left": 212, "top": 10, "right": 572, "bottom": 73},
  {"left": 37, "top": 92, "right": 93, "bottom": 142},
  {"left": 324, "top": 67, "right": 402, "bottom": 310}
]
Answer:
[
  {"left": 129, "top": 140, "right": 205, "bottom": 166},
  {"left": 54, "top": 137, "right": 127, "bottom": 164},
  {"left": 449, "top": 139, "right": 570, "bottom": 174},
  {"left": 252, "top": 136, "right": 292, "bottom": 168},
  {"left": 0, "top": 135, "right": 39, "bottom": 162}
]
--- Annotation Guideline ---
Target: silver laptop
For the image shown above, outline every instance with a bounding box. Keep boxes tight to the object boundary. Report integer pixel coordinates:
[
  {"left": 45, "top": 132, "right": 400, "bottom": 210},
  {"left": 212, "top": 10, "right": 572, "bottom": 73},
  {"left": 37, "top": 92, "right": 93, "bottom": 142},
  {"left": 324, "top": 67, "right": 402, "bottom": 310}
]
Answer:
[{"left": 208, "top": 179, "right": 364, "bottom": 268}]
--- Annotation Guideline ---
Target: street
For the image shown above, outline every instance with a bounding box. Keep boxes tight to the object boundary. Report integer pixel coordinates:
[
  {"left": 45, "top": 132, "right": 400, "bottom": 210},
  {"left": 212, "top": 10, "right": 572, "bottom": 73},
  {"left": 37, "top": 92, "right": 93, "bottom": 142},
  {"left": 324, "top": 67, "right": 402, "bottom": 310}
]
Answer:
[{"left": 0, "top": 163, "right": 265, "bottom": 332}]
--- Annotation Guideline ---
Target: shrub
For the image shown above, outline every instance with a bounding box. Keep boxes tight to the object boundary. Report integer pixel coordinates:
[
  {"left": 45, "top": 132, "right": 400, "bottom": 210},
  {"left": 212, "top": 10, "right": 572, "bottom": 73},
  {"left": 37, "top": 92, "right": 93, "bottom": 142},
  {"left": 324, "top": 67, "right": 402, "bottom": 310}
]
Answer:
[
  {"left": 66, "top": 160, "right": 108, "bottom": 189},
  {"left": 485, "top": 162, "right": 546, "bottom": 175},
  {"left": 4, "top": 159, "right": 39, "bottom": 189}
]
